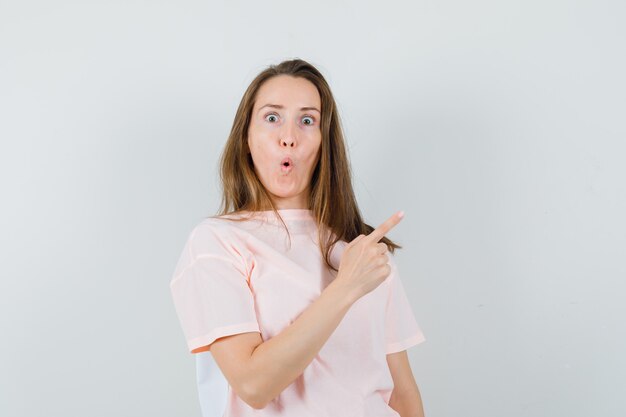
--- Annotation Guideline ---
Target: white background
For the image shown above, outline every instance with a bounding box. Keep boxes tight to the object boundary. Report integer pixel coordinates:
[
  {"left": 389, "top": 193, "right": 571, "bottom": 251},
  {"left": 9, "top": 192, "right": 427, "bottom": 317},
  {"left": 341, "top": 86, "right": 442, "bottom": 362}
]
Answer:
[{"left": 1, "top": 1, "right": 624, "bottom": 416}]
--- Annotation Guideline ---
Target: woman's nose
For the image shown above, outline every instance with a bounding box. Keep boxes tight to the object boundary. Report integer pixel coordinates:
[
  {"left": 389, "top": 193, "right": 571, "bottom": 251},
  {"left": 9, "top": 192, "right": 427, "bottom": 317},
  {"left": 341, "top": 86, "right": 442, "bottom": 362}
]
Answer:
[{"left": 280, "top": 122, "right": 297, "bottom": 147}]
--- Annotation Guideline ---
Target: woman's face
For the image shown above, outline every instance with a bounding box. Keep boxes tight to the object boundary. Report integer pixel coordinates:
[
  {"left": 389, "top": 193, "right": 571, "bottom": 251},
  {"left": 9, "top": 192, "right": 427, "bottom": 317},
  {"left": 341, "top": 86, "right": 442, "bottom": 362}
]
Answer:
[{"left": 248, "top": 75, "right": 322, "bottom": 209}]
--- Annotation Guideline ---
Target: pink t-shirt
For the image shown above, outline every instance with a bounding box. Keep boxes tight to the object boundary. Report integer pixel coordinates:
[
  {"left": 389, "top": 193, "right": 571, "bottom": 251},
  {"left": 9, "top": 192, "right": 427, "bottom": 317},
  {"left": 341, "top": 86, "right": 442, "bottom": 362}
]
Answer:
[{"left": 170, "top": 208, "right": 426, "bottom": 417}]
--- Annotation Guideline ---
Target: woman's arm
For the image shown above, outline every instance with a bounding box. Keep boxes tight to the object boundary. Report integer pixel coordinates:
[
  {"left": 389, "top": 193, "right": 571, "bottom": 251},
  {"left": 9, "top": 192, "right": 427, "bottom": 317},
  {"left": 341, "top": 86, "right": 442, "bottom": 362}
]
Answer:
[
  {"left": 389, "top": 386, "right": 425, "bottom": 417},
  {"left": 387, "top": 350, "right": 426, "bottom": 417},
  {"left": 244, "top": 278, "right": 357, "bottom": 408}
]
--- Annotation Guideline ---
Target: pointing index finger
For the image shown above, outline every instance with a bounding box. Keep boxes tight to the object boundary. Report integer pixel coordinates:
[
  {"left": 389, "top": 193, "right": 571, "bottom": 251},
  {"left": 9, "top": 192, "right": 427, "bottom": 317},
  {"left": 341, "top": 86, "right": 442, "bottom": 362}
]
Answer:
[{"left": 367, "top": 210, "right": 405, "bottom": 243}]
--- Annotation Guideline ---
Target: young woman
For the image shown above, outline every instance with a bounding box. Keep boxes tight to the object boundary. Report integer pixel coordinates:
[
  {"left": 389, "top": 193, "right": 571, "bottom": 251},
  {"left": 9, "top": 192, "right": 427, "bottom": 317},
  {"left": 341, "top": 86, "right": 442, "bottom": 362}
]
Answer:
[{"left": 170, "top": 59, "right": 427, "bottom": 417}]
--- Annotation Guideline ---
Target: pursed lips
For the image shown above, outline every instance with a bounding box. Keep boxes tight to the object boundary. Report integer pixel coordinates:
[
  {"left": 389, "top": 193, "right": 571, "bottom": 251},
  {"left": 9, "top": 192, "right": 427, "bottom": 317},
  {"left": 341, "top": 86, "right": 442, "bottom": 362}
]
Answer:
[{"left": 280, "top": 157, "right": 294, "bottom": 169}]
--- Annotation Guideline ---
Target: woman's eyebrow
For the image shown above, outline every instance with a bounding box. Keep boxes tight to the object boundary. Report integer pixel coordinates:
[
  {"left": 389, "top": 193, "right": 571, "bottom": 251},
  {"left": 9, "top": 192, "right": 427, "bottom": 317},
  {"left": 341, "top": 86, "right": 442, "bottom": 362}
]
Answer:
[{"left": 258, "top": 103, "right": 321, "bottom": 114}]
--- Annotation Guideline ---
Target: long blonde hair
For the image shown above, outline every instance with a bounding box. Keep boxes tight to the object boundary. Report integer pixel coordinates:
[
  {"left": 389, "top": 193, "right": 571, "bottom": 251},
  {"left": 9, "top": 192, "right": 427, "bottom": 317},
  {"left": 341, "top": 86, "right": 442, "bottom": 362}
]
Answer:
[{"left": 213, "top": 58, "right": 402, "bottom": 273}]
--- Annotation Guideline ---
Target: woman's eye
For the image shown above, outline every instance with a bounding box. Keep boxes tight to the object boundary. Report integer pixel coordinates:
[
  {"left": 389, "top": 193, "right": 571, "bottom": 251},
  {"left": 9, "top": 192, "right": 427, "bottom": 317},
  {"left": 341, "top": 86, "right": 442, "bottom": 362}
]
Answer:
[{"left": 264, "top": 113, "right": 315, "bottom": 125}]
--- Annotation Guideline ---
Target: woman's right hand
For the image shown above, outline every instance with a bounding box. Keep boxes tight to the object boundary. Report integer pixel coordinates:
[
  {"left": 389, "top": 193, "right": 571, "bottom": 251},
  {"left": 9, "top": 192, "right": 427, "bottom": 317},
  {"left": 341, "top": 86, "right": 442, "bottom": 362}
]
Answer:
[{"left": 335, "top": 210, "right": 405, "bottom": 302}]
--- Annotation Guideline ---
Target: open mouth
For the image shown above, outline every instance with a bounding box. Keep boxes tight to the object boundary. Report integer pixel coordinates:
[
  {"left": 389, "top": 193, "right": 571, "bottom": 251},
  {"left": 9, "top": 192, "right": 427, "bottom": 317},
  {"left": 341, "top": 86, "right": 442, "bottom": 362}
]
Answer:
[{"left": 281, "top": 157, "right": 294, "bottom": 169}]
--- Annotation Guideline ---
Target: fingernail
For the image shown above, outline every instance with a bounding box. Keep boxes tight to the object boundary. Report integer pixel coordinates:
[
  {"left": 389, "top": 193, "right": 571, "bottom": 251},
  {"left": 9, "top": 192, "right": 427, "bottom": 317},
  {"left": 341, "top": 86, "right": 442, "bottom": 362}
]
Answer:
[{"left": 398, "top": 210, "right": 405, "bottom": 218}]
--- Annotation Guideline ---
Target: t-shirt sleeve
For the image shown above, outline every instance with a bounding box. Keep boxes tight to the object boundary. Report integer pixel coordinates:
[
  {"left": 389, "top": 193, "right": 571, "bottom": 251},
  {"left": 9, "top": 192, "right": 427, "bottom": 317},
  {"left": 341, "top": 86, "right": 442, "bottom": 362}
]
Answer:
[
  {"left": 384, "top": 252, "right": 426, "bottom": 354},
  {"left": 169, "top": 221, "right": 261, "bottom": 354}
]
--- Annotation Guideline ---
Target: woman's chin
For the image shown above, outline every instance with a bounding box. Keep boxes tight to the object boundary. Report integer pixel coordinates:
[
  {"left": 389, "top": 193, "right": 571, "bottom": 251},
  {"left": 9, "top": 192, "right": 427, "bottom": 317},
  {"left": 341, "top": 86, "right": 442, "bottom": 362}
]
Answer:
[
  {"left": 268, "top": 184, "right": 302, "bottom": 198},
  {"left": 271, "top": 179, "right": 301, "bottom": 191}
]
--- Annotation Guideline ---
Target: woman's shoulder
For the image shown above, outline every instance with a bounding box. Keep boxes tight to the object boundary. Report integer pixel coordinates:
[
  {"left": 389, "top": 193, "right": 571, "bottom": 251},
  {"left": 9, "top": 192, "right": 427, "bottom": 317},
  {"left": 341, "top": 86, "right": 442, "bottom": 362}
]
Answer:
[
  {"left": 191, "top": 211, "right": 264, "bottom": 236},
  {"left": 203, "top": 210, "right": 258, "bottom": 226},
  {"left": 182, "top": 214, "right": 255, "bottom": 253},
  {"left": 193, "top": 213, "right": 244, "bottom": 232}
]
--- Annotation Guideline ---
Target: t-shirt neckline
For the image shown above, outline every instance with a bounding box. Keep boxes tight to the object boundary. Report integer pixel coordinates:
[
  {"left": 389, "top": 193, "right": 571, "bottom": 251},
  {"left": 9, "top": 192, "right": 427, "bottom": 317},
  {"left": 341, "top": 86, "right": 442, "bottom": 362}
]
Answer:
[{"left": 241, "top": 208, "right": 315, "bottom": 221}]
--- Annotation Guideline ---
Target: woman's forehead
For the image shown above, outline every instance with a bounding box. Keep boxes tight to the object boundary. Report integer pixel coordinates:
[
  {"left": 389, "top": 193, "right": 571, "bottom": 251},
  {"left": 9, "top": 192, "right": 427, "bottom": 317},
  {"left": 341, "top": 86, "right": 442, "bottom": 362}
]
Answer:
[{"left": 255, "top": 76, "right": 321, "bottom": 109}]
